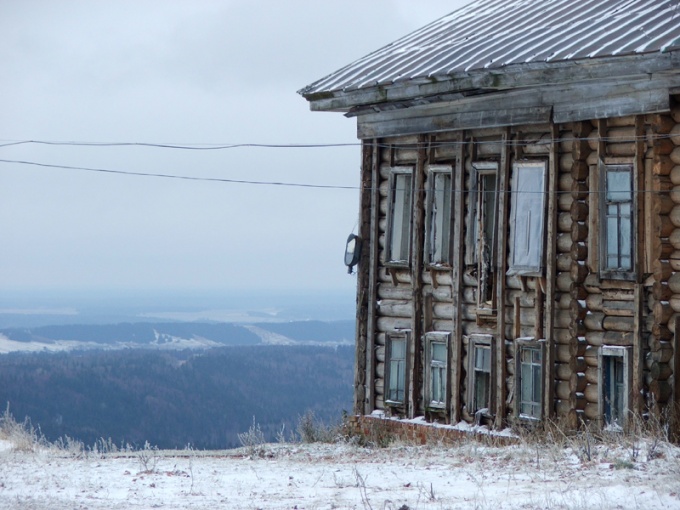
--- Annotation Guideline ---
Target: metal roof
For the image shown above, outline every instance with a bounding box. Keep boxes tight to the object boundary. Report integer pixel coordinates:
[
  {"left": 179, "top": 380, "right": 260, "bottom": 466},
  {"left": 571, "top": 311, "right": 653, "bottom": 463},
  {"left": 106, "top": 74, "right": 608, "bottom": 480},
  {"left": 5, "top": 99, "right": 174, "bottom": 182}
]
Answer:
[{"left": 300, "top": 0, "right": 680, "bottom": 99}]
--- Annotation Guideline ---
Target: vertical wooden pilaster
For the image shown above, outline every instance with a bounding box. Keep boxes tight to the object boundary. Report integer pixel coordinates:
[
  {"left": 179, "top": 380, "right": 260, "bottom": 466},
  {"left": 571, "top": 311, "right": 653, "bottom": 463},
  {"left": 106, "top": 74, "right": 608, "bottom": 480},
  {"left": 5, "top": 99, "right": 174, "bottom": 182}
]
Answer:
[
  {"left": 364, "top": 139, "right": 381, "bottom": 415},
  {"left": 450, "top": 132, "right": 465, "bottom": 423},
  {"left": 354, "top": 140, "right": 373, "bottom": 415},
  {"left": 495, "top": 129, "right": 510, "bottom": 426},
  {"left": 543, "top": 122, "right": 560, "bottom": 421},
  {"left": 632, "top": 115, "right": 646, "bottom": 416},
  {"left": 408, "top": 136, "right": 428, "bottom": 418}
]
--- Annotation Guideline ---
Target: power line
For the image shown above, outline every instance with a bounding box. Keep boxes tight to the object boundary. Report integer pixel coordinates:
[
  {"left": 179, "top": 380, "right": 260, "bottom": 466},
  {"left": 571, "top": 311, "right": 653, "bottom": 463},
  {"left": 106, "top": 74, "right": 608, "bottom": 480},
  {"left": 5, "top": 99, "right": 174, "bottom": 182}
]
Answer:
[{"left": 0, "top": 159, "right": 359, "bottom": 190}]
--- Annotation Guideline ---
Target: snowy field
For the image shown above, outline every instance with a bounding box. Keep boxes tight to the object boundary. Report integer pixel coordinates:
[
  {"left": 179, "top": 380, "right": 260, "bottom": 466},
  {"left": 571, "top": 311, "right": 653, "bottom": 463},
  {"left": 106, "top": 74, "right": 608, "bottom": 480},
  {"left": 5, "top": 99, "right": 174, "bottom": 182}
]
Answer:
[{"left": 0, "top": 433, "right": 679, "bottom": 510}]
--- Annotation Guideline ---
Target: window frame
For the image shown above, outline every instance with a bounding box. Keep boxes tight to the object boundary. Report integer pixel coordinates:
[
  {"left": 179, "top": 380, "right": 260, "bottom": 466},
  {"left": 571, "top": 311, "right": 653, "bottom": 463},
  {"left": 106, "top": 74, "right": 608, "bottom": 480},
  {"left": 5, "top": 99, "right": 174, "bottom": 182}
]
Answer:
[
  {"left": 384, "top": 331, "right": 410, "bottom": 408},
  {"left": 466, "top": 334, "right": 495, "bottom": 416},
  {"left": 598, "top": 346, "right": 632, "bottom": 431},
  {"left": 385, "top": 166, "right": 415, "bottom": 266},
  {"left": 507, "top": 161, "right": 548, "bottom": 276},
  {"left": 515, "top": 338, "right": 545, "bottom": 422},
  {"left": 425, "top": 165, "right": 453, "bottom": 267},
  {"left": 424, "top": 332, "right": 449, "bottom": 410},
  {"left": 599, "top": 162, "right": 635, "bottom": 280},
  {"left": 465, "top": 162, "right": 499, "bottom": 315}
]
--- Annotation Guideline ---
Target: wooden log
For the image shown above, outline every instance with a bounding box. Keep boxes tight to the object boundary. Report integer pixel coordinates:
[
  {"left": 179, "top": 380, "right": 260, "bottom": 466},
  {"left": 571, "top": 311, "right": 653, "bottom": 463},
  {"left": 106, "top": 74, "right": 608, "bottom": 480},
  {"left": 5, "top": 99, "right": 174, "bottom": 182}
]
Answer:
[
  {"left": 558, "top": 211, "right": 573, "bottom": 233},
  {"left": 584, "top": 273, "right": 601, "bottom": 294},
  {"left": 557, "top": 253, "right": 572, "bottom": 272},
  {"left": 571, "top": 181, "right": 589, "bottom": 201},
  {"left": 653, "top": 138, "right": 675, "bottom": 156},
  {"left": 670, "top": 229, "right": 680, "bottom": 250},
  {"left": 570, "top": 262, "right": 588, "bottom": 283},
  {"left": 586, "top": 293, "right": 603, "bottom": 311},
  {"left": 377, "top": 301, "right": 412, "bottom": 318},
  {"left": 657, "top": 216, "right": 675, "bottom": 237},
  {"left": 557, "top": 233, "right": 571, "bottom": 253},
  {"left": 557, "top": 293, "right": 572, "bottom": 310},
  {"left": 571, "top": 160, "right": 589, "bottom": 180},
  {"left": 671, "top": 146, "right": 680, "bottom": 165},
  {"left": 556, "top": 363, "right": 572, "bottom": 381},
  {"left": 652, "top": 260, "right": 673, "bottom": 282},
  {"left": 602, "top": 315, "right": 635, "bottom": 332},
  {"left": 652, "top": 282, "right": 672, "bottom": 301},
  {"left": 556, "top": 380, "right": 571, "bottom": 400},
  {"left": 584, "top": 402, "right": 599, "bottom": 420},
  {"left": 570, "top": 282, "right": 588, "bottom": 300},
  {"left": 556, "top": 309, "right": 573, "bottom": 329},
  {"left": 649, "top": 379, "right": 672, "bottom": 403},
  {"left": 650, "top": 362, "right": 672, "bottom": 381},
  {"left": 584, "top": 383, "right": 599, "bottom": 404},
  {"left": 608, "top": 116, "right": 636, "bottom": 127},
  {"left": 670, "top": 250, "right": 680, "bottom": 271},
  {"left": 584, "top": 312, "right": 605, "bottom": 331},
  {"left": 651, "top": 322, "right": 673, "bottom": 341},
  {"left": 555, "top": 399, "right": 572, "bottom": 417},
  {"left": 654, "top": 301, "right": 673, "bottom": 324},
  {"left": 585, "top": 330, "right": 634, "bottom": 347},
  {"left": 602, "top": 299, "right": 635, "bottom": 316},
  {"left": 569, "top": 299, "right": 586, "bottom": 321},
  {"left": 670, "top": 123, "right": 680, "bottom": 145},
  {"left": 570, "top": 201, "right": 589, "bottom": 221},
  {"left": 670, "top": 165, "right": 680, "bottom": 185},
  {"left": 376, "top": 316, "right": 411, "bottom": 331},
  {"left": 571, "top": 222, "right": 588, "bottom": 242},
  {"left": 647, "top": 113, "right": 675, "bottom": 134},
  {"left": 559, "top": 172, "right": 574, "bottom": 192},
  {"left": 670, "top": 206, "right": 680, "bottom": 228},
  {"left": 570, "top": 372, "right": 587, "bottom": 393},
  {"left": 556, "top": 272, "right": 571, "bottom": 292},
  {"left": 653, "top": 194, "right": 676, "bottom": 216},
  {"left": 555, "top": 326, "right": 572, "bottom": 345},
  {"left": 648, "top": 346, "right": 674, "bottom": 363},
  {"left": 585, "top": 366, "right": 599, "bottom": 384},
  {"left": 584, "top": 345, "right": 599, "bottom": 366},
  {"left": 556, "top": 344, "right": 572, "bottom": 363},
  {"left": 560, "top": 153, "right": 574, "bottom": 173},
  {"left": 558, "top": 190, "right": 573, "bottom": 212},
  {"left": 569, "top": 321, "right": 586, "bottom": 338},
  {"left": 653, "top": 155, "right": 674, "bottom": 177},
  {"left": 571, "top": 242, "right": 588, "bottom": 261}
]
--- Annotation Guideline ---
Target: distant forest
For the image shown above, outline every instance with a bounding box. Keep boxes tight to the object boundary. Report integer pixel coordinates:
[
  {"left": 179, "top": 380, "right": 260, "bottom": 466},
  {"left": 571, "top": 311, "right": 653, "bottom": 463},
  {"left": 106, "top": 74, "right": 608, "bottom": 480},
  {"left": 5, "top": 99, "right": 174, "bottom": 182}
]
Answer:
[{"left": 0, "top": 346, "right": 354, "bottom": 449}]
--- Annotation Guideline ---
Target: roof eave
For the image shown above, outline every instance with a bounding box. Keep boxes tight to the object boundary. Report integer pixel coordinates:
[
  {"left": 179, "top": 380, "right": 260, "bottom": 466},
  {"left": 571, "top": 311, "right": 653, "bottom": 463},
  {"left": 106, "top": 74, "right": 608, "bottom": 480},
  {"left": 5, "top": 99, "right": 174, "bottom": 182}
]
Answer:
[{"left": 302, "top": 50, "right": 680, "bottom": 113}]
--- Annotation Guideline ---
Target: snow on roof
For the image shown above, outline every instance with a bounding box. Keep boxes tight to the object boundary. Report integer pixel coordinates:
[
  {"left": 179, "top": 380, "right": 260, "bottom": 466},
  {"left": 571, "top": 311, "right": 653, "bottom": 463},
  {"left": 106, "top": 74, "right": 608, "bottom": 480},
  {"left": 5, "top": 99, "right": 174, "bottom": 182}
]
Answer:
[{"left": 301, "top": 0, "right": 680, "bottom": 97}]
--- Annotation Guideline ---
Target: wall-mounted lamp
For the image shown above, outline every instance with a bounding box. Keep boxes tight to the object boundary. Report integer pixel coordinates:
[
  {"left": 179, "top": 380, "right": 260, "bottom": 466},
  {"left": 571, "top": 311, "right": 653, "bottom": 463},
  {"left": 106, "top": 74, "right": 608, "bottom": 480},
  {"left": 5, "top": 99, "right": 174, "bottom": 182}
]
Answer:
[{"left": 344, "top": 234, "right": 362, "bottom": 274}]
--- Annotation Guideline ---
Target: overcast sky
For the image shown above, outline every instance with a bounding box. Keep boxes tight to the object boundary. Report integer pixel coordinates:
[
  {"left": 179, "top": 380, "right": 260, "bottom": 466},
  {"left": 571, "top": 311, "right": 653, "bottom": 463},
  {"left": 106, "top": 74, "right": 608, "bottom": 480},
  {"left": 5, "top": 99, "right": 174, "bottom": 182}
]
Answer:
[{"left": 0, "top": 0, "right": 468, "bottom": 305}]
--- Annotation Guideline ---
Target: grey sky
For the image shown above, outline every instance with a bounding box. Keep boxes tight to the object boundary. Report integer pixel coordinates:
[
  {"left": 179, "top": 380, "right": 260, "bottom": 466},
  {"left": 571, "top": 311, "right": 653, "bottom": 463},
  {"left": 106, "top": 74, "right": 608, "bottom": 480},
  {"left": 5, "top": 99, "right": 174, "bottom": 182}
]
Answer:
[{"left": 0, "top": 1, "right": 466, "bottom": 299}]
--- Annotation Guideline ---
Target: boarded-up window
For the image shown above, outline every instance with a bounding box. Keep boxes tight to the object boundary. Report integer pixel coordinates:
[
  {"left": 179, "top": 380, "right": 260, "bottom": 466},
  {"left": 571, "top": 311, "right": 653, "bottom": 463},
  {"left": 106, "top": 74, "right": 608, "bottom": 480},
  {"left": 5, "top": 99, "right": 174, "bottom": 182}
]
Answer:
[
  {"left": 600, "top": 164, "right": 634, "bottom": 275},
  {"left": 425, "top": 167, "right": 453, "bottom": 265},
  {"left": 385, "top": 332, "right": 409, "bottom": 405},
  {"left": 598, "top": 346, "right": 632, "bottom": 431},
  {"left": 424, "top": 332, "right": 449, "bottom": 409},
  {"left": 507, "top": 161, "right": 547, "bottom": 276},
  {"left": 466, "top": 162, "right": 499, "bottom": 313},
  {"left": 386, "top": 168, "right": 414, "bottom": 264}
]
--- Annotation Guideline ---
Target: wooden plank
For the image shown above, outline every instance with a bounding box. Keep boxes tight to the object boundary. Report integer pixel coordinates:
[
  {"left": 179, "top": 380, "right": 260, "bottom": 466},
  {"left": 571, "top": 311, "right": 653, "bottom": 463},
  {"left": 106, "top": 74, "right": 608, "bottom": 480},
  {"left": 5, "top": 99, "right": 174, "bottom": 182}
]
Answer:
[
  {"left": 408, "top": 135, "right": 427, "bottom": 418},
  {"left": 450, "top": 132, "right": 465, "bottom": 423},
  {"left": 633, "top": 115, "right": 646, "bottom": 416},
  {"left": 495, "top": 129, "right": 510, "bottom": 426},
  {"left": 358, "top": 107, "right": 551, "bottom": 139},
  {"left": 365, "top": 139, "right": 381, "bottom": 414},
  {"left": 543, "top": 122, "right": 560, "bottom": 421}
]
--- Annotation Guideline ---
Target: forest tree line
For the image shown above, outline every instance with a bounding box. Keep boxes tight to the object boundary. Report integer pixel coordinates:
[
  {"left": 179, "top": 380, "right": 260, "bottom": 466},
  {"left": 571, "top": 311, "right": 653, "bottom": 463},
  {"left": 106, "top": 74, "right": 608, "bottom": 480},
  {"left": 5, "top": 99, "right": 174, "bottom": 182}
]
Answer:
[{"left": 0, "top": 345, "right": 354, "bottom": 449}]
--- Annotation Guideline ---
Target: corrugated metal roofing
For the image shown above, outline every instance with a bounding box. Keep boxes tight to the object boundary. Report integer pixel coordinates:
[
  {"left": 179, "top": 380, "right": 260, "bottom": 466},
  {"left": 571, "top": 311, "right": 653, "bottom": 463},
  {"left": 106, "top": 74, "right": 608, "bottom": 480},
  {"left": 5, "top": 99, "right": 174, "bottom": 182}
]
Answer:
[{"left": 301, "top": 0, "right": 680, "bottom": 97}]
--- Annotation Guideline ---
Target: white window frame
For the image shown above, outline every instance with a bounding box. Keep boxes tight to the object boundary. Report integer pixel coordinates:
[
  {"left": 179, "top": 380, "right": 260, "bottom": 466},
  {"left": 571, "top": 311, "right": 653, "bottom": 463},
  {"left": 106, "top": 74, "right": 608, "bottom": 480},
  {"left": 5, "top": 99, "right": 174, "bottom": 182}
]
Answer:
[
  {"left": 599, "top": 163, "right": 635, "bottom": 280},
  {"left": 515, "top": 338, "right": 545, "bottom": 421},
  {"left": 507, "top": 161, "right": 548, "bottom": 276},
  {"left": 425, "top": 166, "right": 453, "bottom": 267},
  {"left": 467, "top": 334, "right": 494, "bottom": 415},
  {"left": 385, "top": 167, "right": 414, "bottom": 266},
  {"left": 598, "top": 346, "right": 632, "bottom": 431},
  {"left": 424, "top": 332, "right": 449, "bottom": 410},
  {"left": 385, "top": 331, "right": 410, "bottom": 407}
]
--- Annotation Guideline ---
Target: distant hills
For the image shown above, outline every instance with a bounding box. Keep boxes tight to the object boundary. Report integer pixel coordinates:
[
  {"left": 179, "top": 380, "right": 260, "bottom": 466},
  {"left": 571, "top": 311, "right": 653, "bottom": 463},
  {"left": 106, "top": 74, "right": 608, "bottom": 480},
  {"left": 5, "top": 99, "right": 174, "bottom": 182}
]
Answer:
[{"left": 0, "top": 320, "right": 355, "bottom": 353}]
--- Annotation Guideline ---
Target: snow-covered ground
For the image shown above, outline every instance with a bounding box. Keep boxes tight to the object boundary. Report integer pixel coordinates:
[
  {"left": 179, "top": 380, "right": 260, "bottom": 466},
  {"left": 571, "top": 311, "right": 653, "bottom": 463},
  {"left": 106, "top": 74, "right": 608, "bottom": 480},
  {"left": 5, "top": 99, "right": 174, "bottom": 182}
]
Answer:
[{"left": 0, "top": 435, "right": 679, "bottom": 509}]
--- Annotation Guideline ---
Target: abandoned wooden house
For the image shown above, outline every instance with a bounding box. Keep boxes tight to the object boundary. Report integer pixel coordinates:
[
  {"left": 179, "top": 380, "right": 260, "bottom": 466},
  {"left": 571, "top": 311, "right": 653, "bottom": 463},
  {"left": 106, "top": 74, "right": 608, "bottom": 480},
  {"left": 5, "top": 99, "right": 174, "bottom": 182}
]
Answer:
[{"left": 300, "top": 0, "right": 680, "bottom": 432}]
